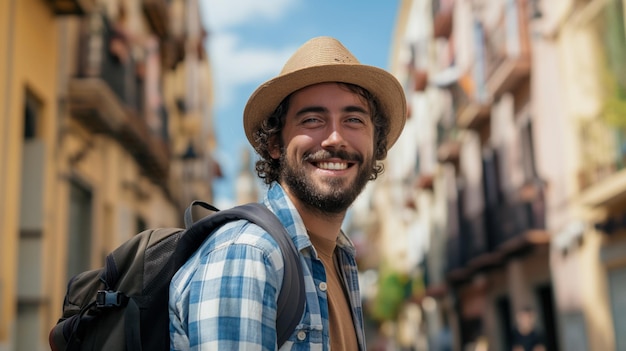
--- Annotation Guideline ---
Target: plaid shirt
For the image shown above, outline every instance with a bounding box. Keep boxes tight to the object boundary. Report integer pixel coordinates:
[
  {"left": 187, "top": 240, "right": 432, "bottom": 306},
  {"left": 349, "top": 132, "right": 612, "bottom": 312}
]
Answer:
[{"left": 169, "top": 183, "right": 366, "bottom": 350}]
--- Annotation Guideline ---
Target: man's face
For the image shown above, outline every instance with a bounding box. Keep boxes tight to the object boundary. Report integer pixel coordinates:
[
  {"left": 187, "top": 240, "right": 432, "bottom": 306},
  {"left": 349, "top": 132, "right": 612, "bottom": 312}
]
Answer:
[
  {"left": 516, "top": 310, "right": 536, "bottom": 334},
  {"left": 271, "top": 83, "right": 376, "bottom": 214}
]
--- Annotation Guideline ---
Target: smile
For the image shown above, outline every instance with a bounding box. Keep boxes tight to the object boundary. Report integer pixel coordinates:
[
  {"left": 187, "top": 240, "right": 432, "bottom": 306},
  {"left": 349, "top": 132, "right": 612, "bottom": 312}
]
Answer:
[{"left": 315, "top": 162, "right": 350, "bottom": 170}]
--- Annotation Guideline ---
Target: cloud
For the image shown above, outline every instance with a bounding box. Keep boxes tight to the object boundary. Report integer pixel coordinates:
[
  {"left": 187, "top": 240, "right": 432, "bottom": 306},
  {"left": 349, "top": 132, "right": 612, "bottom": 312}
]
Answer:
[
  {"left": 207, "top": 34, "right": 297, "bottom": 108},
  {"left": 199, "top": 0, "right": 301, "bottom": 109},
  {"left": 202, "top": 0, "right": 299, "bottom": 30}
]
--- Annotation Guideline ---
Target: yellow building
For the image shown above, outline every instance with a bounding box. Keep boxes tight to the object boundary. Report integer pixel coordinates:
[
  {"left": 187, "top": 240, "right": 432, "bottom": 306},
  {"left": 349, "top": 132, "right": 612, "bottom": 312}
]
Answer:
[
  {"left": 0, "top": 0, "right": 217, "bottom": 349},
  {"left": 1, "top": 1, "right": 76, "bottom": 349}
]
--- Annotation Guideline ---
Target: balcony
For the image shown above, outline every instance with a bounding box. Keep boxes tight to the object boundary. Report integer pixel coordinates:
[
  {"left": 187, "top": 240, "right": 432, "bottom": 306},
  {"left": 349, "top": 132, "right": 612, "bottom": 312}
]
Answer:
[
  {"left": 490, "top": 193, "right": 548, "bottom": 253},
  {"left": 436, "top": 119, "right": 461, "bottom": 164},
  {"left": 579, "top": 168, "right": 626, "bottom": 208},
  {"left": 483, "top": 0, "right": 531, "bottom": 97},
  {"left": 437, "top": 139, "right": 461, "bottom": 164},
  {"left": 446, "top": 181, "right": 548, "bottom": 282},
  {"left": 451, "top": 81, "right": 491, "bottom": 130},
  {"left": 578, "top": 124, "right": 626, "bottom": 206},
  {"left": 143, "top": 0, "right": 169, "bottom": 39},
  {"left": 68, "top": 14, "right": 170, "bottom": 186},
  {"left": 46, "top": 0, "right": 93, "bottom": 15},
  {"left": 447, "top": 212, "right": 497, "bottom": 283}
]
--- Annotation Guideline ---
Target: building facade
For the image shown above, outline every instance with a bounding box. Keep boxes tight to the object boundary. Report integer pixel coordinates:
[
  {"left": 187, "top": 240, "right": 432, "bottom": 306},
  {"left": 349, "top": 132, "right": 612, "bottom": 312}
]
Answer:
[
  {"left": 350, "top": 0, "right": 626, "bottom": 350},
  {"left": 0, "top": 0, "right": 218, "bottom": 350}
]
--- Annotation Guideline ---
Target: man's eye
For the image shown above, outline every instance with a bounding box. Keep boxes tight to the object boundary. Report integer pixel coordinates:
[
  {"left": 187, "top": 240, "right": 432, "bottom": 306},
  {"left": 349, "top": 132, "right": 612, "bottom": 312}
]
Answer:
[
  {"left": 302, "top": 117, "right": 322, "bottom": 124},
  {"left": 347, "top": 117, "right": 365, "bottom": 124}
]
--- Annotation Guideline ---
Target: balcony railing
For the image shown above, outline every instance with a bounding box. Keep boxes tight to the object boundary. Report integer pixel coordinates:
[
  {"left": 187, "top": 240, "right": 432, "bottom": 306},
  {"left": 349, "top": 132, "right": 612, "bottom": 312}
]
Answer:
[
  {"left": 490, "top": 196, "right": 546, "bottom": 248},
  {"left": 446, "top": 182, "right": 547, "bottom": 281},
  {"left": 68, "top": 13, "right": 170, "bottom": 186}
]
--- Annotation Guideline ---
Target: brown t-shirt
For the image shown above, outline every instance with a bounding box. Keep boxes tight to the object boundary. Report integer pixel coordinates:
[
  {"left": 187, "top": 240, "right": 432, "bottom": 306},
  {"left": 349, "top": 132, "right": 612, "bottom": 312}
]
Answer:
[{"left": 309, "top": 233, "right": 358, "bottom": 350}]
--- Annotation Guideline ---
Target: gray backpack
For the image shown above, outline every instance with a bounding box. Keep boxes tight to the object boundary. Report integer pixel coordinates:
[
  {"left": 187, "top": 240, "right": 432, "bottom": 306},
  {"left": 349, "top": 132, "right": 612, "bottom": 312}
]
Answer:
[{"left": 49, "top": 202, "right": 305, "bottom": 350}]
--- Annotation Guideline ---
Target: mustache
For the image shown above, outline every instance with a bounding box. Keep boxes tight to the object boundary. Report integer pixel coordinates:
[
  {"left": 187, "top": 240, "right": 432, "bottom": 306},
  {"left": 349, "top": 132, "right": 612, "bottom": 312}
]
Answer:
[{"left": 302, "top": 149, "right": 363, "bottom": 163}]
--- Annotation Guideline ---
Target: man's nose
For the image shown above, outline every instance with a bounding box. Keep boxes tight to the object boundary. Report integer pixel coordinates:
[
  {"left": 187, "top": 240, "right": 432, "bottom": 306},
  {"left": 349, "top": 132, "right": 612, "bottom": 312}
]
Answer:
[{"left": 321, "top": 126, "right": 347, "bottom": 149}]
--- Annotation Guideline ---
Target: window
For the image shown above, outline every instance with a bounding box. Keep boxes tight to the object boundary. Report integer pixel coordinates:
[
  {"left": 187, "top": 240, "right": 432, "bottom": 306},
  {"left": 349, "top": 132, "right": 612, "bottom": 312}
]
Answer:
[
  {"left": 67, "top": 180, "right": 93, "bottom": 280},
  {"left": 23, "top": 92, "right": 40, "bottom": 139},
  {"left": 17, "top": 89, "right": 45, "bottom": 351},
  {"left": 519, "top": 117, "right": 538, "bottom": 182}
]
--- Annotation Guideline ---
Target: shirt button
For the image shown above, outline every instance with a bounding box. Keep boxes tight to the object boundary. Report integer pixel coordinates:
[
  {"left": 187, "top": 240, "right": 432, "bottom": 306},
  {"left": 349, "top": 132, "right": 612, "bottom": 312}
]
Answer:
[
  {"left": 319, "top": 282, "right": 328, "bottom": 291},
  {"left": 297, "top": 331, "right": 307, "bottom": 341}
]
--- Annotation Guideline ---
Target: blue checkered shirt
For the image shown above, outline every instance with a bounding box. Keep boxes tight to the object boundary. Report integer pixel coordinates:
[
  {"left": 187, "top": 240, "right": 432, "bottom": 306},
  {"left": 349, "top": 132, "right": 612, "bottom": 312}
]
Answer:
[{"left": 169, "top": 183, "right": 366, "bottom": 350}]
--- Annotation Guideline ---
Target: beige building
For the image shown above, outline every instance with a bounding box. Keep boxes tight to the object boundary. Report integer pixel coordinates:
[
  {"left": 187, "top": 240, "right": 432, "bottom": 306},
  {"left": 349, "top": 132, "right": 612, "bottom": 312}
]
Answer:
[
  {"left": 0, "top": 0, "right": 218, "bottom": 350},
  {"left": 350, "top": 0, "right": 626, "bottom": 350},
  {"left": 540, "top": 1, "right": 626, "bottom": 350}
]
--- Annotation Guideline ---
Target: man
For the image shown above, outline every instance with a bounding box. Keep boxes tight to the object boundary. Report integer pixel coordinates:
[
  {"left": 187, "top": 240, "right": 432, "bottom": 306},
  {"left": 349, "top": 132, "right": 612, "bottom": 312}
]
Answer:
[
  {"left": 169, "top": 36, "right": 407, "bottom": 350},
  {"left": 511, "top": 306, "right": 546, "bottom": 351}
]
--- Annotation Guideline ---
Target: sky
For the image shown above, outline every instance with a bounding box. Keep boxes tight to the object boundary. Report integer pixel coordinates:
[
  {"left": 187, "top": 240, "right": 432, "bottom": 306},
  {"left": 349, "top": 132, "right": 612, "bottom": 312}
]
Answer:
[{"left": 199, "top": 0, "right": 401, "bottom": 207}]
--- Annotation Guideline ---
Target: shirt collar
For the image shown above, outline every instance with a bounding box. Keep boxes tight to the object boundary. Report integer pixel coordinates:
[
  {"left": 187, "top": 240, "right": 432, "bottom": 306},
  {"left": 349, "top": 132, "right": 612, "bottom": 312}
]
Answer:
[{"left": 262, "top": 182, "right": 356, "bottom": 256}]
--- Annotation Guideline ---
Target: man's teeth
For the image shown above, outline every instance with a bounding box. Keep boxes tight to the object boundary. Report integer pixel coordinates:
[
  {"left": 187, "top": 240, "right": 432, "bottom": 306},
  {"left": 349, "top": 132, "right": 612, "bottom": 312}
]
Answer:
[{"left": 318, "top": 162, "right": 347, "bottom": 170}]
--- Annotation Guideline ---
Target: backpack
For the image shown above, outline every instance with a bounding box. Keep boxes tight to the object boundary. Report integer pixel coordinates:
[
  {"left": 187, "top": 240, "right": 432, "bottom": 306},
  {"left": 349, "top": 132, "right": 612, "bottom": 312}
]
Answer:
[{"left": 49, "top": 202, "right": 305, "bottom": 351}]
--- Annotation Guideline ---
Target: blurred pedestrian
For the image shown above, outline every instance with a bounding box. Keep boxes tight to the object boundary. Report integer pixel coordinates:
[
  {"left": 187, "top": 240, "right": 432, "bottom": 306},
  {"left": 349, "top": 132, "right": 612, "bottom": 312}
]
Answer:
[
  {"left": 169, "top": 36, "right": 407, "bottom": 350},
  {"left": 433, "top": 325, "right": 453, "bottom": 351},
  {"left": 511, "top": 306, "right": 546, "bottom": 351}
]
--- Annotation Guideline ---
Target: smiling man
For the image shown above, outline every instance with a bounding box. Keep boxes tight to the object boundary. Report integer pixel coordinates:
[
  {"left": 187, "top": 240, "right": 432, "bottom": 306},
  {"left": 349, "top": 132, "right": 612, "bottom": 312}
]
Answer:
[
  {"left": 276, "top": 82, "right": 376, "bottom": 215},
  {"left": 169, "top": 36, "right": 407, "bottom": 351}
]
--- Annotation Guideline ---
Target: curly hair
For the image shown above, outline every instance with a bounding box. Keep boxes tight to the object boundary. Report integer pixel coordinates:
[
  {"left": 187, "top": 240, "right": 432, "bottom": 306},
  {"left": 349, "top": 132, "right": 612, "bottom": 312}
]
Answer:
[{"left": 253, "top": 83, "right": 390, "bottom": 185}]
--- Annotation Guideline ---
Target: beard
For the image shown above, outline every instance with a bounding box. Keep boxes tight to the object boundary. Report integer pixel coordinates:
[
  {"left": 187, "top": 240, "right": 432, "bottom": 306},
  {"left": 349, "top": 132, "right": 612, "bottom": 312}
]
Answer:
[{"left": 279, "top": 148, "right": 374, "bottom": 214}]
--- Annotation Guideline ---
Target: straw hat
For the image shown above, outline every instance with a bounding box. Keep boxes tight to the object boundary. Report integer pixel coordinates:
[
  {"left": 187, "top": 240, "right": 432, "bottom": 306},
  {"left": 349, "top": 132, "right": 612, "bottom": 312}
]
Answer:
[{"left": 243, "top": 36, "right": 407, "bottom": 154}]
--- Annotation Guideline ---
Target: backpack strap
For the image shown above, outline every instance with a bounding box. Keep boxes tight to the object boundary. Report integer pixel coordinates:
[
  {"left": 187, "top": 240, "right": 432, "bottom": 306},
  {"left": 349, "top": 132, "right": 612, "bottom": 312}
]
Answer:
[
  {"left": 173, "top": 202, "right": 305, "bottom": 347},
  {"left": 183, "top": 200, "right": 219, "bottom": 229}
]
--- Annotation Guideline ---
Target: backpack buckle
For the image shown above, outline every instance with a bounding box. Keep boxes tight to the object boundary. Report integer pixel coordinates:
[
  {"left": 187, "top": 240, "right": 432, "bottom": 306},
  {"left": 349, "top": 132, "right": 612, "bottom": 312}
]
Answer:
[{"left": 96, "top": 290, "right": 127, "bottom": 307}]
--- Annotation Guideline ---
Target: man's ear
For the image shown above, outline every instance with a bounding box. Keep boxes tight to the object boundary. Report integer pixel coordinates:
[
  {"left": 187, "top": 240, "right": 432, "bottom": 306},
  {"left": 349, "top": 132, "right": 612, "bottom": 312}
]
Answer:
[{"left": 268, "top": 136, "right": 281, "bottom": 159}]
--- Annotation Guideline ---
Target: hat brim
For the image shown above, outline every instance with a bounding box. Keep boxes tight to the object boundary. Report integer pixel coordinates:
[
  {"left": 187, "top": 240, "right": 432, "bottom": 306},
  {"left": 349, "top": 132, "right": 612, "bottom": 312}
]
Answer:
[{"left": 243, "top": 64, "right": 407, "bottom": 155}]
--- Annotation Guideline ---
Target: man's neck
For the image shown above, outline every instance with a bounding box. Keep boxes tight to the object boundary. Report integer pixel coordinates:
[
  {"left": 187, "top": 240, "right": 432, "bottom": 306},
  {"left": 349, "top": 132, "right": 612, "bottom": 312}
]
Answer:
[
  {"left": 287, "top": 194, "right": 346, "bottom": 241},
  {"left": 299, "top": 207, "right": 345, "bottom": 241}
]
